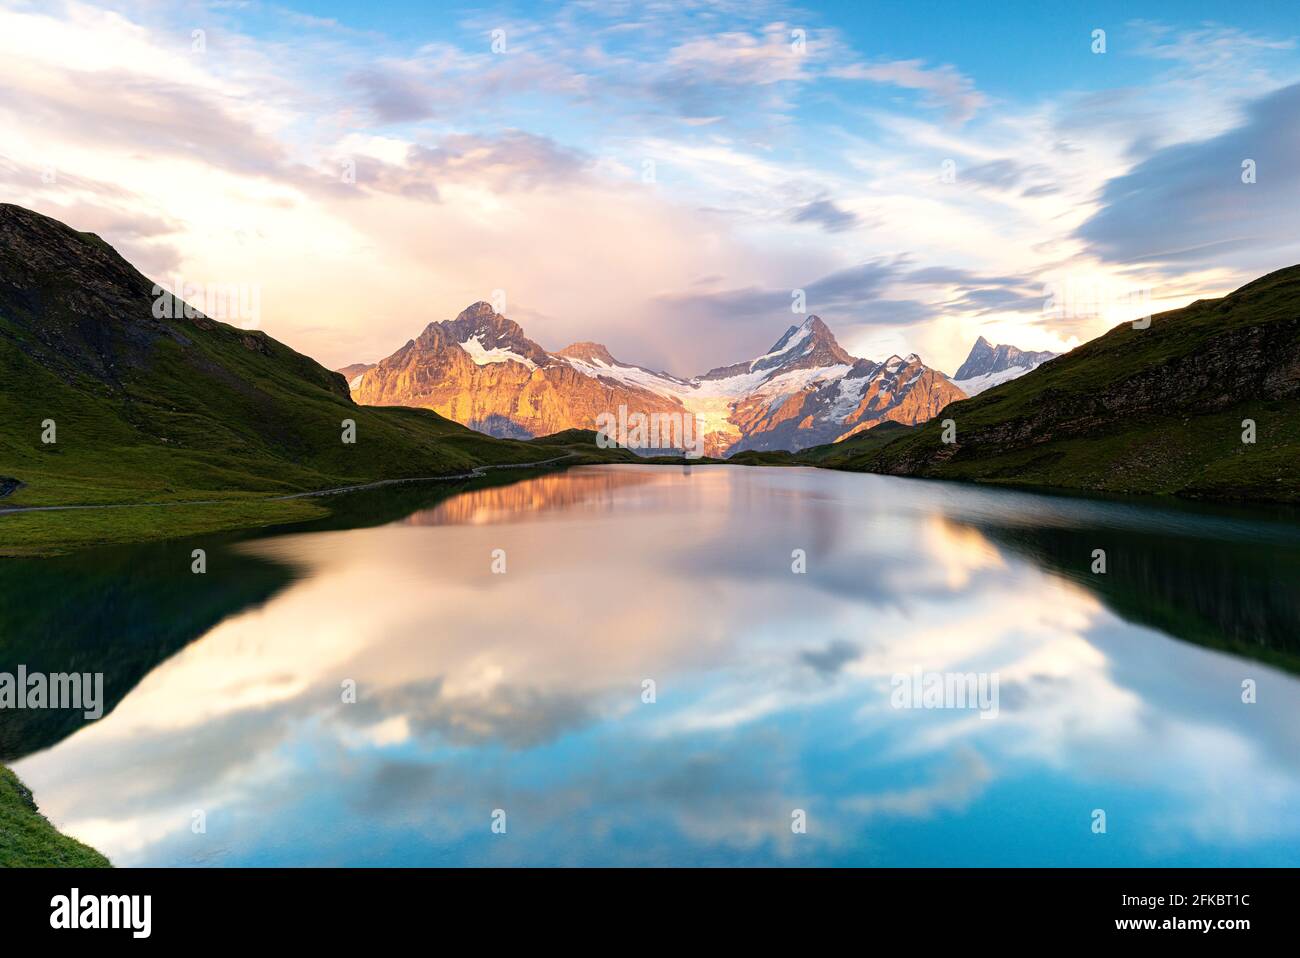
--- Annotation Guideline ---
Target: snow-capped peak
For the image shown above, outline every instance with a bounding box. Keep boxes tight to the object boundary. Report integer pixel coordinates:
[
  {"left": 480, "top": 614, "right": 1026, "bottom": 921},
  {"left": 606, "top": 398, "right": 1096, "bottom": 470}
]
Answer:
[
  {"left": 951, "top": 336, "right": 1061, "bottom": 395},
  {"left": 749, "top": 318, "right": 818, "bottom": 371},
  {"left": 348, "top": 302, "right": 967, "bottom": 458}
]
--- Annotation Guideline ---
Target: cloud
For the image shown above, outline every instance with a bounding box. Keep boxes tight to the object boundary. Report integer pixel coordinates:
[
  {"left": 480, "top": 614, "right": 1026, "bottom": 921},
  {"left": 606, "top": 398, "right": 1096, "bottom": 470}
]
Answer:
[
  {"left": 354, "top": 131, "right": 590, "bottom": 201},
  {"left": 961, "top": 158, "right": 1057, "bottom": 196},
  {"left": 898, "top": 266, "right": 1045, "bottom": 317},
  {"left": 847, "top": 298, "right": 933, "bottom": 326},
  {"left": 3, "top": 0, "right": 1295, "bottom": 378},
  {"left": 831, "top": 58, "right": 988, "bottom": 123},
  {"left": 1076, "top": 82, "right": 1300, "bottom": 267},
  {"left": 657, "top": 259, "right": 904, "bottom": 330},
  {"left": 353, "top": 65, "right": 442, "bottom": 124},
  {"left": 649, "top": 258, "right": 942, "bottom": 369},
  {"left": 788, "top": 197, "right": 859, "bottom": 232},
  {"left": 349, "top": 47, "right": 591, "bottom": 126},
  {"left": 340, "top": 676, "right": 600, "bottom": 750},
  {"left": 648, "top": 24, "right": 814, "bottom": 121},
  {"left": 800, "top": 639, "right": 862, "bottom": 677},
  {"left": 345, "top": 21, "right": 821, "bottom": 136},
  {"left": 0, "top": 156, "right": 184, "bottom": 275},
  {"left": 840, "top": 748, "right": 992, "bottom": 818},
  {"left": 943, "top": 286, "right": 1043, "bottom": 315},
  {"left": 1132, "top": 20, "right": 1296, "bottom": 72},
  {"left": 657, "top": 256, "right": 1047, "bottom": 360},
  {"left": 805, "top": 259, "right": 904, "bottom": 305},
  {"left": 0, "top": 155, "right": 135, "bottom": 201},
  {"left": 0, "top": 63, "right": 292, "bottom": 182},
  {"left": 905, "top": 266, "right": 1022, "bottom": 287},
  {"left": 40, "top": 201, "right": 184, "bottom": 276}
]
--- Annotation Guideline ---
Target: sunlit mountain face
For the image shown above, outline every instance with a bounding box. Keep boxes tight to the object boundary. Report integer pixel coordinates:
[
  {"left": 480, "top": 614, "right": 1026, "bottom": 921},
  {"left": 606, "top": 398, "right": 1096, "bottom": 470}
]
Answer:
[
  {"left": 348, "top": 306, "right": 966, "bottom": 454},
  {"left": 10, "top": 467, "right": 1300, "bottom": 866}
]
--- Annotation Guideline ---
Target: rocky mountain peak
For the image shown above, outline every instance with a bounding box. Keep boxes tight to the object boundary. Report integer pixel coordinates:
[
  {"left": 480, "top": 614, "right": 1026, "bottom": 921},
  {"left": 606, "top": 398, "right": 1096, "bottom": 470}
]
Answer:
[
  {"left": 752, "top": 314, "right": 855, "bottom": 374},
  {"left": 954, "top": 336, "right": 1058, "bottom": 381},
  {"left": 352, "top": 301, "right": 964, "bottom": 456},
  {"left": 556, "top": 342, "right": 618, "bottom": 365},
  {"left": 409, "top": 302, "right": 550, "bottom": 366},
  {"left": 457, "top": 301, "right": 498, "bottom": 321}
]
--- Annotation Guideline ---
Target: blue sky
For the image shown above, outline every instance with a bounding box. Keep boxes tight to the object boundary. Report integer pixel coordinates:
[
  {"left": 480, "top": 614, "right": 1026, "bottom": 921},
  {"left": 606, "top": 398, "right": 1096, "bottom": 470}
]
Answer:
[{"left": 1, "top": 0, "right": 1298, "bottom": 372}]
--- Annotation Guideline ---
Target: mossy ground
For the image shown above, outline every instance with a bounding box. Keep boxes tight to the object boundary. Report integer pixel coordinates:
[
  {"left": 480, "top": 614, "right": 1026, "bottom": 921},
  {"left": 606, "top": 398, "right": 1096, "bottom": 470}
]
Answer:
[
  {"left": 0, "top": 766, "right": 109, "bottom": 867},
  {"left": 0, "top": 431, "right": 657, "bottom": 556},
  {"left": 828, "top": 268, "right": 1300, "bottom": 502}
]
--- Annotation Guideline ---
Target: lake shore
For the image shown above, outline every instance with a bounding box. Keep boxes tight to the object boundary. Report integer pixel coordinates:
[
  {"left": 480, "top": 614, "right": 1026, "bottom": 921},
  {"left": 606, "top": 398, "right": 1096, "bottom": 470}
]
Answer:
[{"left": 0, "top": 765, "right": 109, "bottom": 867}]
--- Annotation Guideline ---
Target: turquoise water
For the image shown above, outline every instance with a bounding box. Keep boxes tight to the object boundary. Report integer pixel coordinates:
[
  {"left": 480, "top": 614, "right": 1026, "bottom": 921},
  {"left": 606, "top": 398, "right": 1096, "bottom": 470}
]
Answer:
[{"left": 7, "top": 465, "right": 1300, "bottom": 865}]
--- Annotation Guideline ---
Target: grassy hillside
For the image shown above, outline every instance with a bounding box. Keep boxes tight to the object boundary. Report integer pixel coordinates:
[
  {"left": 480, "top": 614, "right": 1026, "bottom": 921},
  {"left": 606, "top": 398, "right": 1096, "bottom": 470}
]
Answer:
[
  {"left": 531, "top": 429, "right": 738, "bottom": 464},
  {"left": 5, "top": 200, "right": 1297, "bottom": 560},
  {"left": 0, "top": 205, "right": 626, "bottom": 552},
  {"left": 796, "top": 420, "right": 916, "bottom": 465},
  {"left": 0, "top": 204, "right": 562, "bottom": 506},
  {"left": 840, "top": 266, "right": 1300, "bottom": 502},
  {"left": 0, "top": 766, "right": 108, "bottom": 867},
  {"left": 727, "top": 449, "right": 799, "bottom": 466}
]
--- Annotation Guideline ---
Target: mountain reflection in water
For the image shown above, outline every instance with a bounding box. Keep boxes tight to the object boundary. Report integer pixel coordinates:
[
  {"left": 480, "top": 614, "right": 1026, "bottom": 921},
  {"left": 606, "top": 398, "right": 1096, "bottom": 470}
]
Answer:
[{"left": 6, "top": 465, "right": 1300, "bottom": 866}]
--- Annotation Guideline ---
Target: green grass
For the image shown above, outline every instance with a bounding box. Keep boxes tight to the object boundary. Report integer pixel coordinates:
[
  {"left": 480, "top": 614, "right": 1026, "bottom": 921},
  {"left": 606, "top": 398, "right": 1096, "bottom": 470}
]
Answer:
[
  {"left": 0, "top": 205, "right": 642, "bottom": 554},
  {"left": 4, "top": 203, "right": 1298, "bottom": 560},
  {"left": 0, "top": 429, "right": 655, "bottom": 556},
  {"left": 727, "top": 449, "right": 799, "bottom": 466},
  {"left": 0, "top": 766, "right": 109, "bottom": 867},
  {"left": 796, "top": 420, "right": 916, "bottom": 465},
  {"left": 0, "top": 498, "right": 328, "bottom": 557},
  {"left": 840, "top": 266, "right": 1300, "bottom": 502}
]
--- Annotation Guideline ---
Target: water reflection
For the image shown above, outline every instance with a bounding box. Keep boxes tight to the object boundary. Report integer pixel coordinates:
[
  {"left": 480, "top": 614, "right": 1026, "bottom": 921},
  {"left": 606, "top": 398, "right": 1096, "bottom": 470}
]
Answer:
[
  {"left": 7, "top": 466, "right": 1300, "bottom": 866},
  {"left": 400, "top": 467, "right": 657, "bottom": 526}
]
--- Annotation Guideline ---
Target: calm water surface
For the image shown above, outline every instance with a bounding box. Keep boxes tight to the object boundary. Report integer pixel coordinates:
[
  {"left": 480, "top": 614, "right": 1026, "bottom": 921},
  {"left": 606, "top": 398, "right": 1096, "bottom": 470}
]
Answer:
[{"left": 7, "top": 465, "right": 1300, "bottom": 866}]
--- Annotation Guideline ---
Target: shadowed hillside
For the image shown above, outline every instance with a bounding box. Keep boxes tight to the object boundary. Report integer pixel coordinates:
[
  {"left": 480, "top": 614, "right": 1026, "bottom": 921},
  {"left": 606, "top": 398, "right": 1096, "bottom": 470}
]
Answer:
[{"left": 834, "top": 266, "right": 1300, "bottom": 503}]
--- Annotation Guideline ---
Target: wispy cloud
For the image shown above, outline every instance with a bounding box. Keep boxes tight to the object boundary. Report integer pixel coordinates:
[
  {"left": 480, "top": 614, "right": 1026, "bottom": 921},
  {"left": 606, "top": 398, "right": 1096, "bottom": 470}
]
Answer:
[
  {"left": 1076, "top": 82, "right": 1300, "bottom": 269},
  {"left": 788, "top": 197, "right": 859, "bottom": 232},
  {"left": 1, "top": 2, "right": 1297, "bottom": 373},
  {"left": 831, "top": 58, "right": 988, "bottom": 124}
]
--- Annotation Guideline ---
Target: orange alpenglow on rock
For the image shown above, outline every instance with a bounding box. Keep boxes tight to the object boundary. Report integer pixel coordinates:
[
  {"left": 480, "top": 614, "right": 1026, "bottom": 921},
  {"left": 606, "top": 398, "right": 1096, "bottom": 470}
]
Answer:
[{"left": 347, "top": 306, "right": 969, "bottom": 456}]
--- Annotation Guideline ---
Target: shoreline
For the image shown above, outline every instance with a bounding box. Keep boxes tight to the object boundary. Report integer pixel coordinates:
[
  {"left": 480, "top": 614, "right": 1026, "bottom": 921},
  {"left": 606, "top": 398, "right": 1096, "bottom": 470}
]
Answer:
[
  {"left": 6, "top": 446, "right": 1300, "bottom": 557},
  {"left": 0, "top": 765, "right": 109, "bottom": 868}
]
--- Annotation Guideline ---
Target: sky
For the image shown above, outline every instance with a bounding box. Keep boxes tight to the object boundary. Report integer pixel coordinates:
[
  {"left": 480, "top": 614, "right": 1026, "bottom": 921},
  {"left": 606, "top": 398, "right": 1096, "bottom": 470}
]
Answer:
[{"left": 1, "top": 0, "right": 1298, "bottom": 376}]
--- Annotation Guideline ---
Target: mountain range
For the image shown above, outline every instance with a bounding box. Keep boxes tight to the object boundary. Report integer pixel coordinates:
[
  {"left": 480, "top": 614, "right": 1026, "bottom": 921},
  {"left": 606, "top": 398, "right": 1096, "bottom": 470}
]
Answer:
[
  {"left": 343, "top": 308, "right": 1046, "bottom": 455},
  {"left": 5, "top": 196, "right": 1295, "bottom": 557}
]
